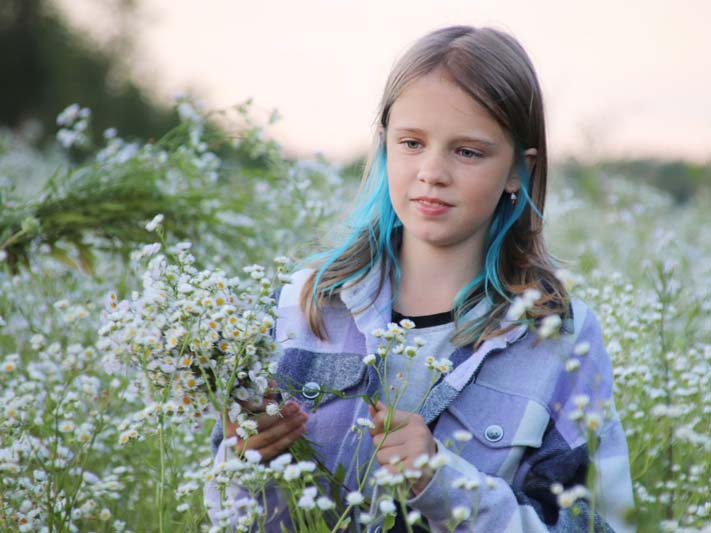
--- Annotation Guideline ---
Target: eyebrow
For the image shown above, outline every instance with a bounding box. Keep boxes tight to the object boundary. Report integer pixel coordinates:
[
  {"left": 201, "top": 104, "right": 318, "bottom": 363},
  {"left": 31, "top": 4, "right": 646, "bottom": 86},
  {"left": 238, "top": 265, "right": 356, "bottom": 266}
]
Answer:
[{"left": 391, "top": 127, "right": 497, "bottom": 146}]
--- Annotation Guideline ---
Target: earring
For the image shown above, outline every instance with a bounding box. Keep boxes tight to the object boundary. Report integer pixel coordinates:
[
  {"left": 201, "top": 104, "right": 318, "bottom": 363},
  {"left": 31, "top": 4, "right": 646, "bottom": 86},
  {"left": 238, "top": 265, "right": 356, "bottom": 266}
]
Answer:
[{"left": 510, "top": 191, "right": 518, "bottom": 205}]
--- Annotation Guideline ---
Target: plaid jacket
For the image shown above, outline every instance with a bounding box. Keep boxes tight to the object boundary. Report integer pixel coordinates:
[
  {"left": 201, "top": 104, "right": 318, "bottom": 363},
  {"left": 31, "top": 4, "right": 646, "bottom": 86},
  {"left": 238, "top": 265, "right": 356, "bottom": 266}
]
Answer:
[{"left": 206, "top": 266, "right": 636, "bottom": 532}]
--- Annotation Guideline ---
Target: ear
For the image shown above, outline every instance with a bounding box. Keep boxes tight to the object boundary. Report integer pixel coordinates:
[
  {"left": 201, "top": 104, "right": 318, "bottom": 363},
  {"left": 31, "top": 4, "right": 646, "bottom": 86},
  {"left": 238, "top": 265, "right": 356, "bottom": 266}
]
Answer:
[
  {"left": 377, "top": 126, "right": 386, "bottom": 145},
  {"left": 506, "top": 148, "right": 537, "bottom": 193}
]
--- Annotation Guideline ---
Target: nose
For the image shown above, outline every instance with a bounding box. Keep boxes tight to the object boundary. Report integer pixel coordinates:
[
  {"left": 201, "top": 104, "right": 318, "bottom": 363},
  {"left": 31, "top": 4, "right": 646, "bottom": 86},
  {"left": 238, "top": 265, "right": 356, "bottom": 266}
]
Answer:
[{"left": 416, "top": 151, "right": 451, "bottom": 186}]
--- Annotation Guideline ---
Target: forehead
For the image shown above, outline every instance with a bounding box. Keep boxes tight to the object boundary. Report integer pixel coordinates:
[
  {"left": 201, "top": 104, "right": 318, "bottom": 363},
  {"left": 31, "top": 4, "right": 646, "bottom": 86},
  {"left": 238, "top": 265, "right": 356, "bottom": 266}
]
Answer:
[{"left": 388, "top": 69, "right": 509, "bottom": 143}]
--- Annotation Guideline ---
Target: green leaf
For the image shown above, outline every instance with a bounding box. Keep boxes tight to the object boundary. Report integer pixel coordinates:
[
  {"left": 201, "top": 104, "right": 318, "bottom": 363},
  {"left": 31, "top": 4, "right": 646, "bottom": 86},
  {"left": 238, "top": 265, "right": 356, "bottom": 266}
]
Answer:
[
  {"left": 74, "top": 240, "right": 95, "bottom": 274},
  {"left": 49, "top": 245, "right": 79, "bottom": 270},
  {"left": 329, "top": 464, "right": 348, "bottom": 514},
  {"left": 333, "top": 463, "right": 346, "bottom": 485}
]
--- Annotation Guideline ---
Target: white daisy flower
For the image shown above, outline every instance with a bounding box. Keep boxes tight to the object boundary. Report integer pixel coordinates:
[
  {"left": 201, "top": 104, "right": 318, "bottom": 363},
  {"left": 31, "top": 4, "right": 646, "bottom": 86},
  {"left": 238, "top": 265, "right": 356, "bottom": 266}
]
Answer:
[
  {"left": 379, "top": 499, "right": 396, "bottom": 515},
  {"left": 452, "top": 506, "right": 471, "bottom": 521},
  {"left": 145, "top": 214, "right": 164, "bottom": 232},
  {"left": 346, "top": 491, "right": 364, "bottom": 505}
]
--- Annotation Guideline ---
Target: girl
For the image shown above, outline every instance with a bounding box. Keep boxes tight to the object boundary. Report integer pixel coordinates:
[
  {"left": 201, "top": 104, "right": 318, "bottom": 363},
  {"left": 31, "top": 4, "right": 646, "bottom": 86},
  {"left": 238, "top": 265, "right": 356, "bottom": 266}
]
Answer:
[{"left": 206, "top": 25, "right": 635, "bottom": 532}]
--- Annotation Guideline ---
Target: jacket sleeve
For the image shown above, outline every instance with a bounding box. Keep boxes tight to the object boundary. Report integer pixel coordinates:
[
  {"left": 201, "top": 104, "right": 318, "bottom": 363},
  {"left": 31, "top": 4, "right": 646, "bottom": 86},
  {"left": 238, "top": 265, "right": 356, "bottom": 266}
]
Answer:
[{"left": 406, "top": 305, "right": 636, "bottom": 533}]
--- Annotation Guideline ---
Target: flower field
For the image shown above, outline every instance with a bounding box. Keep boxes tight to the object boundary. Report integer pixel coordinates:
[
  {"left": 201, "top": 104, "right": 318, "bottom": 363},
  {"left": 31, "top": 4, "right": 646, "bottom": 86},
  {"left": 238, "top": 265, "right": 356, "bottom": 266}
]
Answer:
[{"left": 1, "top": 102, "right": 709, "bottom": 532}]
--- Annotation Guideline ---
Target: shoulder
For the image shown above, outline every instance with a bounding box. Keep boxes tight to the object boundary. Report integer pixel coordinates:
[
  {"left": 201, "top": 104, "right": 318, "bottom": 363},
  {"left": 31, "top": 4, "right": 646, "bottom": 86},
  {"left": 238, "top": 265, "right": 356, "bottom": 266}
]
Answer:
[
  {"left": 278, "top": 267, "right": 348, "bottom": 312},
  {"left": 475, "top": 298, "right": 610, "bottom": 400},
  {"left": 568, "top": 298, "right": 608, "bottom": 360},
  {"left": 557, "top": 297, "right": 615, "bottom": 405},
  {"left": 533, "top": 297, "right": 612, "bottom": 385},
  {"left": 276, "top": 268, "right": 350, "bottom": 337},
  {"left": 277, "top": 268, "right": 314, "bottom": 308}
]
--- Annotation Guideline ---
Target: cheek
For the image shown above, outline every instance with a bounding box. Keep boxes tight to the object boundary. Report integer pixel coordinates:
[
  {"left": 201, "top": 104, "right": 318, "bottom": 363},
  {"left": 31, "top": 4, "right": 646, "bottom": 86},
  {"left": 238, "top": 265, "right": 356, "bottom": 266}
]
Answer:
[
  {"left": 462, "top": 184, "right": 502, "bottom": 212},
  {"left": 386, "top": 154, "right": 414, "bottom": 188},
  {"left": 461, "top": 165, "right": 510, "bottom": 199}
]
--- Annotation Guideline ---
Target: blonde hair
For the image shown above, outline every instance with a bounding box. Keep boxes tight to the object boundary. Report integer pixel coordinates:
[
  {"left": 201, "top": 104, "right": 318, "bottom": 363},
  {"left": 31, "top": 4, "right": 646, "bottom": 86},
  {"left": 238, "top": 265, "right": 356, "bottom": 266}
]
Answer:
[{"left": 301, "top": 25, "right": 568, "bottom": 348}]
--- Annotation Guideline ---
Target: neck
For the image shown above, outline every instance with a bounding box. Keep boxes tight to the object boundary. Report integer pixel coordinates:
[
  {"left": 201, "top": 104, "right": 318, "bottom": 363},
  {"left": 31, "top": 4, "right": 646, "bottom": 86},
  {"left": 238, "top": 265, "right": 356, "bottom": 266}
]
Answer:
[{"left": 394, "top": 234, "right": 484, "bottom": 316}]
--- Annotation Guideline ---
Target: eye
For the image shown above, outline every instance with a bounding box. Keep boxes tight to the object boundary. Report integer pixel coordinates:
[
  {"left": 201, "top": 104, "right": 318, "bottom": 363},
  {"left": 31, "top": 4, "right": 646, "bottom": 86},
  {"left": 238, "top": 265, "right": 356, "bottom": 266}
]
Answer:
[
  {"left": 401, "top": 140, "right": 421, "bottom": 150},
  {"left": 457, "top": 148, "right": 483, "bottom": 159}
]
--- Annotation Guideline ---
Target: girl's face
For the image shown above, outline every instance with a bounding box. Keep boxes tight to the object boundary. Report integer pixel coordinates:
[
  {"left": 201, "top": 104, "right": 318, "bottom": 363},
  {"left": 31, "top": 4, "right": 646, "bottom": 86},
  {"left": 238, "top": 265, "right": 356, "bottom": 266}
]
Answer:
[{"left": 385, "top": 68, "right": 533, "bottom": 260}]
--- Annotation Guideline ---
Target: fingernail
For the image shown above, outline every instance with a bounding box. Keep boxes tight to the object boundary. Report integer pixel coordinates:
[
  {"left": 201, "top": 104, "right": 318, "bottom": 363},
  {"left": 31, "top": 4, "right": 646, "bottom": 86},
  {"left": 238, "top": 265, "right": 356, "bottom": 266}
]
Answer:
[{"left": 285, "top": 403, "right": 298, "bottom": 415}]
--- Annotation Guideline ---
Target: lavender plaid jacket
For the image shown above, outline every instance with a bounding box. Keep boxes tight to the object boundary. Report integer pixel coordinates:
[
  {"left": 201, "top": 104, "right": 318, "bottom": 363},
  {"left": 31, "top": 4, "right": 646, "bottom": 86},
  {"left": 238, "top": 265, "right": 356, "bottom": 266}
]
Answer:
[{"left": 206, "top": 267, "right": 636, "bottom": 532}]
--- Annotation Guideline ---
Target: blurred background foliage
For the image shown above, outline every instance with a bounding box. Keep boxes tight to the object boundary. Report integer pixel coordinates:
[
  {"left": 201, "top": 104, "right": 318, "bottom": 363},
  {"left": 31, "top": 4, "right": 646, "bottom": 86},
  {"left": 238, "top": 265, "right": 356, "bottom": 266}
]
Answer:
[
  {"left": 559, "top": 158, "right": 711, "bottom": 205},
  {"left": 0, "top": 0, "right": 708, "bottom": 202},
  {"left": 0, "top": 0, "right": 177, "bottom": 145},
  {"left": 0, "top": 0, "right": 359, "bottom": 276}
]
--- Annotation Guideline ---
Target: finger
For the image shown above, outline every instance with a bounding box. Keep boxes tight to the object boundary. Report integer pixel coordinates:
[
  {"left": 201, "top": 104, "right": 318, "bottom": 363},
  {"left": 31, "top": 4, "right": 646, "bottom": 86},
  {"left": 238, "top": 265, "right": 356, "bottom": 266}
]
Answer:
[
  {"left": 372, "top": 432, "right": 382, "bottom": 447},
  {"left": 227, "top": 402, "right": 305, "bottom": 441},
  {"left": 253, "top": 411, "right": 281, "bottom": 432},
  {"left": 375, "top": 445, "right": 406, "bottom": 467},
  {"left": 248, "top": 409, "right": 308, "bottom": 450},
  {"left": 387, "top": 410, "right": 420, "bottom": 436},
  {"left": 369, "top": 405, "right": 390, "bottom": 435},
  {"left": 389, "top": 409, "right": 415, "bottom": 427},
  {"left": 254, "top": 401, "right": 302, "bottom": 431},
  {"left": 256, "top": 422, "right": 307, "bottom": 461},
  {"left": 225, "top": 408, "right": 277, "bottom": 435},
  {"left": 245, "top": 396, "right": 271, "bottom": 413},
  {"left": 234, "top": 416, "right": 301, "bottom": 456},
  {"left": 372, "top": 430, "right": 407, "bottom": 449},
  {"left": 375, "top": 447, "right": 387, "bottom": 465},
  {"left": 370, "top": 406, "right": 413, "bottom": 436}
]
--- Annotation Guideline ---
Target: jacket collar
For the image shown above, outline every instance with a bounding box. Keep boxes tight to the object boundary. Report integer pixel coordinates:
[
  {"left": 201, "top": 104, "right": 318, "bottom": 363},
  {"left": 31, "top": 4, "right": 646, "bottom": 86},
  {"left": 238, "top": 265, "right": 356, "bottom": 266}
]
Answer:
[
  {"left": 338, "top": 261, "right": 529, "bottom": 421},
  {"left": 338, "top": 260, "right": 525, "bottom": 356},
  {"left": 339, "top": 263, "right": 395, "bottom": 402},
  {"left": 338, "top": 260, "right": 494, "bottom": 337},
  {"left": 339, "top": 261, "right": 393, "bottom": 347}
]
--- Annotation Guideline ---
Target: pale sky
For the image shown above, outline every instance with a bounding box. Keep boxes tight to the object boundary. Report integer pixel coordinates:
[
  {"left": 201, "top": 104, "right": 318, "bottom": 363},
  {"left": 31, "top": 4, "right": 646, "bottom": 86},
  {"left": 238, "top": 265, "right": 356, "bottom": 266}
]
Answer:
[{"left": 60, "top": 0, "right": 711, "bottom": 164}]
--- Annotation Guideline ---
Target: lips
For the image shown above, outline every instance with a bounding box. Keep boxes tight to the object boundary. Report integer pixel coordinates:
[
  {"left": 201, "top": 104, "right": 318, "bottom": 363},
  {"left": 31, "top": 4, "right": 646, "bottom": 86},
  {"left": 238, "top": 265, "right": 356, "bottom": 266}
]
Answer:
[
  {"left": 411, "top": 196, "right": 454, "bottom": 216},
  {"left": 411, "top": 196, "right": 454, "bottom": 207}
]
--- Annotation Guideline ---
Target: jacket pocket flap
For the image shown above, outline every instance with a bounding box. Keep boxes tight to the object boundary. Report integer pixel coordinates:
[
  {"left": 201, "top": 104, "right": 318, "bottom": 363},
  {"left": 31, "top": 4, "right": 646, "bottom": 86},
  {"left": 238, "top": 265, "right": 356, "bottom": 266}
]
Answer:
[
  {"left": 448, "top": 384, "right": 550, "bottom": 449},
  {"left": 276, "top": 348, "right": 367, "bottom": 406}
]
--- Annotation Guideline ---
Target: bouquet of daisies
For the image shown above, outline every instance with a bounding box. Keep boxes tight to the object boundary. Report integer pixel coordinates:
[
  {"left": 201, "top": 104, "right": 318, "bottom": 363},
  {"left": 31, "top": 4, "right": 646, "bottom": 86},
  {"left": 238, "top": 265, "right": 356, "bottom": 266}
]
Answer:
[{"left": 97, "top": 214, "right": 290, "bottom": 438}]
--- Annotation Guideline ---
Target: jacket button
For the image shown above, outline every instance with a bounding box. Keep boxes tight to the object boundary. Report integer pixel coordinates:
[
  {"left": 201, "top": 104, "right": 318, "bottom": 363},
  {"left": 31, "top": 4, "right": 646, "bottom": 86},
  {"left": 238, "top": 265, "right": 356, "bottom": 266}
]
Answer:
[
  {"left": 484, "top": 424, "right": 504, "bottom": 442},
  {"left": 301, "top": 381, "right": 321, "bottom": 399}
]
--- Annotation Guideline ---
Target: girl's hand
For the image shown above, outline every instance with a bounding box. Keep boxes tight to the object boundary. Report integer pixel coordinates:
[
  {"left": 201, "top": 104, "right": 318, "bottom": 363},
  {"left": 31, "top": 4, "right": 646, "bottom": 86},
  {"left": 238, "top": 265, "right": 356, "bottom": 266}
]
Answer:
[
  {"left": 225, "top": 399, "right": 308, "bottom": 462},
  {"left": 369, "top": 401, "right": 437, "bottom": 496}
]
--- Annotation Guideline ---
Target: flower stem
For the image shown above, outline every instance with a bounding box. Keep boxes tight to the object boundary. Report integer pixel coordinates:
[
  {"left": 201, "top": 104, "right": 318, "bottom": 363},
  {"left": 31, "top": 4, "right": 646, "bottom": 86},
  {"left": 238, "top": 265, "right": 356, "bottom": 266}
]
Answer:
[{"left": 158, "top": 412, "right": 166, "bottom": 533}]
